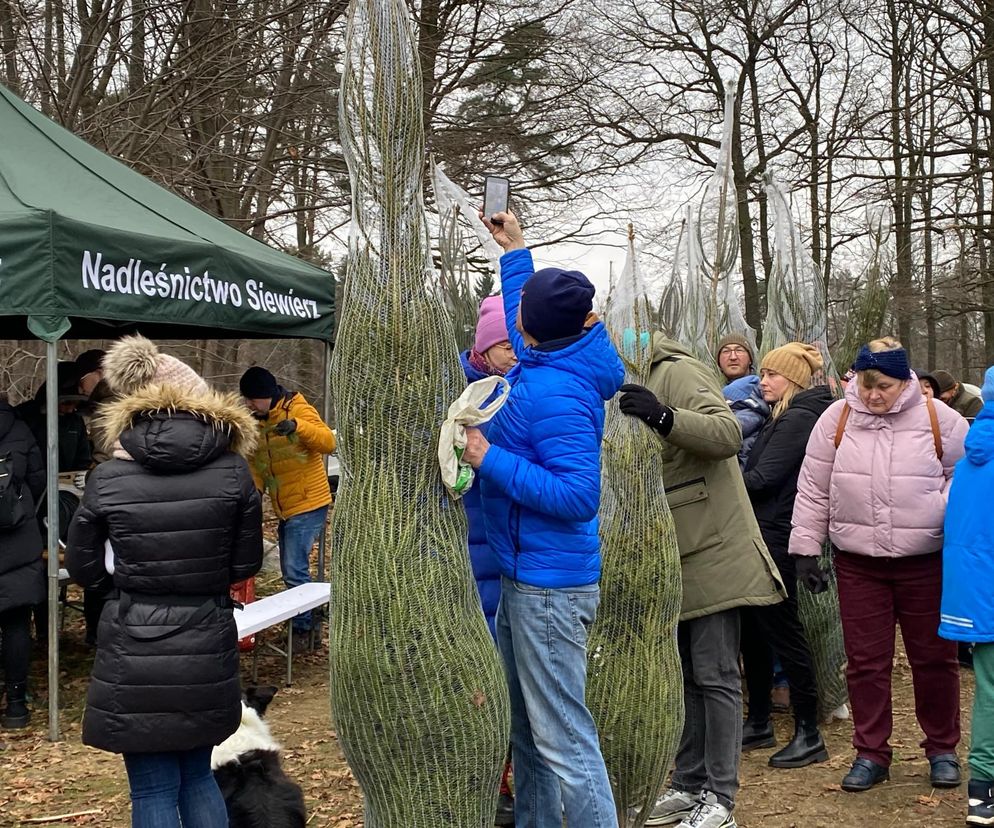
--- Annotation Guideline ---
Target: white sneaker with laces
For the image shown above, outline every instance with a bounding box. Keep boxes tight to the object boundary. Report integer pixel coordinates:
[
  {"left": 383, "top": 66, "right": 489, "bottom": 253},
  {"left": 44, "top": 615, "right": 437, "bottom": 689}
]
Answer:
[
  {"left": 632, "top": 788, "right": 698, "bottom": 826},
  {"left": 676, "top": 792, "right": 737, "bottom": 828}
]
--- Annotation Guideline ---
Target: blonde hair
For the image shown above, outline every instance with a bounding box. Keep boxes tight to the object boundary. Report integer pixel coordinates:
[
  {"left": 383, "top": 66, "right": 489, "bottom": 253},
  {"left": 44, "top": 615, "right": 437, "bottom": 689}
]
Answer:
[
  {"left": 771, "top": 379, "right": 803, "bottom": 419},
  {"left": 859, "top": 336, "right": 904, "bottom": 386}
]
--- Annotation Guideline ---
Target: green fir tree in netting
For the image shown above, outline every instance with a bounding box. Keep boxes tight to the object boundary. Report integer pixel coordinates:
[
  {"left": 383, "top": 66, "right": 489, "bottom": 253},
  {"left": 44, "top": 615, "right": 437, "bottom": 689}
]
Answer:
[
  {"left": 329, "top": 0, "right": 510, "bottom": 824},
  {"left": 678, "top": 88, "right": 755, "bottom": 367},
  {"left": 833, "top": 205, "right": 892, "bottom": 373},
  {"left": 587, "top": 227, "right": 685, "bottom": 827},
  {"left": 761, "top": 173, "right": 848, "bottom": 722}
]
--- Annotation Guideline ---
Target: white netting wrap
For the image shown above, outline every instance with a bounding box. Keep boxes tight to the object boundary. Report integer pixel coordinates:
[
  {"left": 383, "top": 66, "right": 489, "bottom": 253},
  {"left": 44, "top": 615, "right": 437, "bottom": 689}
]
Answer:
[
  {"left": 587, "top": 231, "right": 684, "bottom": 826},
  {"left": 761, "top": 174, "right": 839, "bottom": 386},
  {"left": 678, "top": 89, "right": 756, "bottom": 365},
  {"left": 431, "top": 163, "right": 502, "bottom": 352},
  {"left": 329, "top": 0, "right": 509, "bottom": 823}
]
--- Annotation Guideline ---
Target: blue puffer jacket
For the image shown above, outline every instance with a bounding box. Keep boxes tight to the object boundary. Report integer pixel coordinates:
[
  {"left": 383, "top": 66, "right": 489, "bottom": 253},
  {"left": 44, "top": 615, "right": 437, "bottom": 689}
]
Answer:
[
  {"left": 723, "top": 375, "right": 769, "bottom": 470},
  {"left": 460, "top": 350, "right": 501, "bottom": 639},
  {"left": 478, "top": 249, "right": 625, "bottom": 588},
  {"left": 941, "top": 401, "right": 994, "bottom": 642}
]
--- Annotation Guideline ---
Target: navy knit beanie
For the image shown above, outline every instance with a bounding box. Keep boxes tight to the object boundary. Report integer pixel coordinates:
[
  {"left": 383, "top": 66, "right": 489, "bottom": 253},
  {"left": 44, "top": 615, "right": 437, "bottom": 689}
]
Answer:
[
  {"left": 239, "top": 366, "right": 279, "bottom": 399},
  {"left": 520, "top": 267, "right": 595, "bottom": 344}
]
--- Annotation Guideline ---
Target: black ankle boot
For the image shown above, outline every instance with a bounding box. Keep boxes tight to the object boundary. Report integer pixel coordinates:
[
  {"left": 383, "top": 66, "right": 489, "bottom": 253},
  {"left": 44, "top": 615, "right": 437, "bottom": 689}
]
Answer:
[
  {"left": 768, "top": 716, "right": 828, "bottom": 768},
  {"left": 742, "top": 718, "right": 775, "bottom": 751},
  {"left": 2, "top": 682, "right": 30, "bottom": 729}
]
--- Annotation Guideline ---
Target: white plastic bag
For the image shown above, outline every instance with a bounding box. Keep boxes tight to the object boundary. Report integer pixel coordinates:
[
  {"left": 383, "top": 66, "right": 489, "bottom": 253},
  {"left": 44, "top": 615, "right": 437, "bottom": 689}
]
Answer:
[{"left": 438, "top": 375, "right": 511, "bottom": 499}]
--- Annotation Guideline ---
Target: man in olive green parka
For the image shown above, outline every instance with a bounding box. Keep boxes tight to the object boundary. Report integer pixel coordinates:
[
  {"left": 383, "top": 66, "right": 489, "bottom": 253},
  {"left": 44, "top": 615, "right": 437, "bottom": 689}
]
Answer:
[{"left": 619, "top": 334, "right": 785, "bottom": 828}]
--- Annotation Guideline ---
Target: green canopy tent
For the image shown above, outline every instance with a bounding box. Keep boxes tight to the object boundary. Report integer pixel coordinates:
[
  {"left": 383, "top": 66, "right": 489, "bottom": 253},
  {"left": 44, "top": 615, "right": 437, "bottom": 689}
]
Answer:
[{"left": 0, "top": 82, "right": 336, "bottom": 739}]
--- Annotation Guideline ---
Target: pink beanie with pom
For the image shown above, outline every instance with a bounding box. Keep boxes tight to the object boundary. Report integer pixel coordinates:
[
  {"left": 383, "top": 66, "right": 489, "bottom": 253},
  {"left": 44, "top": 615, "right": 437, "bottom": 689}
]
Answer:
[{"left": 474, "top": 296, "right": 509, "bottom": 354}]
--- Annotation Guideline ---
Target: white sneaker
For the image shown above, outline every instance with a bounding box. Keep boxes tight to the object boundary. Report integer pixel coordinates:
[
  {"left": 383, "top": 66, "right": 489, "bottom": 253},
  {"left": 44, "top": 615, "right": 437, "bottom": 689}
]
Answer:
[
  {"left": 676, "top": 792, "right": 737, "bottom": 828},
  {"left": 630, "top": 788, "right": 698, "bottom": 826}
]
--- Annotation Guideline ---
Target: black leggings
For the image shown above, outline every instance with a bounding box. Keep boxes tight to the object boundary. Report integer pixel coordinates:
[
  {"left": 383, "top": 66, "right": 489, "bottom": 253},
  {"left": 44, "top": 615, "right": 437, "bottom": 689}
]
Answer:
[
  {"left": 0, "top": 606, "right": 32, "bottom": 685},
  {"left": 740, "top": 553, "right": 820, "bottom": 722}
]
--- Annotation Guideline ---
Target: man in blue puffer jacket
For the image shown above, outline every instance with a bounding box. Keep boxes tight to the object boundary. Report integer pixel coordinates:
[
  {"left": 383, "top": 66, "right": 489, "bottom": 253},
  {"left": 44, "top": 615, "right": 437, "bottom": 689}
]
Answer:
[
  {"left": 940, "top": 366, "right": 994, "bottom": 826},
  {"left": 462, "top": 210, "right": 625, "bottom": 828}
]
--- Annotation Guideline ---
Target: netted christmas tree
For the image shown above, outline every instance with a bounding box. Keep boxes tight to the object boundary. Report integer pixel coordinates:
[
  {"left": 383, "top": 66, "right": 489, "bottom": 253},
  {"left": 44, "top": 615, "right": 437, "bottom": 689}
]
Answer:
[
  {"left": 678, "top": 88, "right": 755, "bottom": 366},
  {"left": 761, "top": 173, "right": 848, "bottom": 722},
  {"left": 655, "top": 219, "right": 685, "bottom": 340},
  {"left": 761, "top": 173, "right": 839, "bottom": 386},
  {"left": 329, "top": 0, "right": 510, "bottom": 823},
  {"left": 834, "top": 205, "right": 892, "bottom": 373},
  {"left": 587, "top": 227, "right": 685, "bottom": 827},
  {"left": 431, "top": 163, "right": 503, "bottom": 352}
]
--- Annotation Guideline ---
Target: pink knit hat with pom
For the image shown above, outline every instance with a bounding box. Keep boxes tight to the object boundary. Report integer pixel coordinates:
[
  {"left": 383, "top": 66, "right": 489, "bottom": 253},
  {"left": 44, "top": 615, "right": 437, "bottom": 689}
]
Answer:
[
  {"left": 103, "top": 335, "right": 209, "bottom": 396},
  {"left": 474, "top": 296, "right": 509, "bottom": 354}
]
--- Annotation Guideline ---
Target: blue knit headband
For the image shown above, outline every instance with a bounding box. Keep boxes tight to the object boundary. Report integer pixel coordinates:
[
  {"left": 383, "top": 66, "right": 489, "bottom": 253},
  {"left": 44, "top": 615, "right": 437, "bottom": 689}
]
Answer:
[{"left": 852, "top": 345, "right": 911, "bottom": 380}]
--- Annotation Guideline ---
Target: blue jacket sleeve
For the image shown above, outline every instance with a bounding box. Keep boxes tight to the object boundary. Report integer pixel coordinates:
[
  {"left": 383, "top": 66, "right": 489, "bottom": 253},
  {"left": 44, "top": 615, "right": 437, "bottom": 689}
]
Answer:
[
  {"left": 477, "top": 394, "right": 601, "bottom": 522},
  {"left": 498, "top": 249, "right": 533, "bottom": 359}
]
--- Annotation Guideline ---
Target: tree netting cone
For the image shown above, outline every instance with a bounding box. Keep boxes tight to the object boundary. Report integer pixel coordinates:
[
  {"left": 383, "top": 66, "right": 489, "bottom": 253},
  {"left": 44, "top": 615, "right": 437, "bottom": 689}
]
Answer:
[
  {"left": 760, "top": 174, "right": 848, "bottom": 722},
  {"left": 330, "top": 0, "right": 510, "bottom": 824},
  {"left": 588, "top": 231, "right": 684, "bottom": 826}
]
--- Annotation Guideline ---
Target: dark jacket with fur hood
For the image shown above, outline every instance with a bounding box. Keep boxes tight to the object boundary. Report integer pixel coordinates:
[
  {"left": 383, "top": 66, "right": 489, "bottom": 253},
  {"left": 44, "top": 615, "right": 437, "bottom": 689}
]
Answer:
[
  {"left": 0, "top": 401, "right": 46, "bottom": 613},
  {"left": 66, "top": 383, "right": 263, "bottom": 754}
]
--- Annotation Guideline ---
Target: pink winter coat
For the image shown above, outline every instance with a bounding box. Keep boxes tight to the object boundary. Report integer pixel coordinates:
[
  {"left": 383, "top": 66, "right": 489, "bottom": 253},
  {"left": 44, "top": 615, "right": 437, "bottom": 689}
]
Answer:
[{"left": 789, "top": 377, "right": 968, "bottom": 559}]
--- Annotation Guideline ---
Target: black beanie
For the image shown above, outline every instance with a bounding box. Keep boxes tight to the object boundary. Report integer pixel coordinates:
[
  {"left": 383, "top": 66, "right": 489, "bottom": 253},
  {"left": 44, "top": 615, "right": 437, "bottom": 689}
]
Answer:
[
  {"left": 240, "top": 366, "right": 279, "bottom": 399},
  {"left": 519, "top": 267, "right": 595, "bottom": 344}
]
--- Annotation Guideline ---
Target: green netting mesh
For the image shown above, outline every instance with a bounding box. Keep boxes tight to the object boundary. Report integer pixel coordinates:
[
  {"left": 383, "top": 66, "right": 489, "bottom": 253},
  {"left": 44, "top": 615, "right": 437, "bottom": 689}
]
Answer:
[
  {"left": 329, "top": 1, "right": 510, "bottom": 823},
  {"left": 588, "top": 230, "right": 685, "bottom": 826},
  {"left": 760, "top": 173, "right": 848, "bottom": 722},
  {"left": 678, "top": 89, "right": 756, "bottom": 367}
]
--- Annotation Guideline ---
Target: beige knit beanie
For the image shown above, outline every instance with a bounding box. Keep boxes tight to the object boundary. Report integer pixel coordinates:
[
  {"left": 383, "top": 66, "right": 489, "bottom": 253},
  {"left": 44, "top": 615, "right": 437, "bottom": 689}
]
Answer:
[
  {"left": 760, "top": 342, "right": 823, "bottom": 389},
  {"left": 103, "top": 335, "right": 209, "bottom": 396}
]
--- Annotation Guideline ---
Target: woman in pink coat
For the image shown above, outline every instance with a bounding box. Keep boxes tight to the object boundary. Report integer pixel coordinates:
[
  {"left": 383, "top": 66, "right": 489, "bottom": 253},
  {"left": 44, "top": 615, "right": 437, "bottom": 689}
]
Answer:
[{"left": 790, "top": 337, "right": 968, "bottom": 793}]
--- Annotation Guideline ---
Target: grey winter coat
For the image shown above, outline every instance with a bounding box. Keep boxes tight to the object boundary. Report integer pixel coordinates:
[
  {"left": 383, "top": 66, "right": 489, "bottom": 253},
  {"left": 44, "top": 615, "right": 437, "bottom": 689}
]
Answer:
[{"left": 66, "top": 384, "right": 263, "bottom": 754}]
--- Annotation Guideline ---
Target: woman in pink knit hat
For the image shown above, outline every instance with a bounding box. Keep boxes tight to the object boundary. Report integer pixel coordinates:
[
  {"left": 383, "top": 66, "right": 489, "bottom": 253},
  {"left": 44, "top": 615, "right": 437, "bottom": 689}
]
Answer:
[{"left": 460, "top": 294, "right": 516, "bottom": 825}]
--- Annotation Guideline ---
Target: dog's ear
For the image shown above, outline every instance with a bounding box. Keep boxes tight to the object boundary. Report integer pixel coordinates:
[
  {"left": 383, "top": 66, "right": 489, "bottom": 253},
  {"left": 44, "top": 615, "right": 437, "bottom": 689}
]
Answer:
[{"left": 244, "top": 685, "right": 279, "bottom": 716}]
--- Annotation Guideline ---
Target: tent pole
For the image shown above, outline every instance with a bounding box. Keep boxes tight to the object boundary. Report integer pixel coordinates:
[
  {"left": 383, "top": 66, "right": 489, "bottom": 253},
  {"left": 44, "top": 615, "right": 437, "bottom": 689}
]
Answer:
[
  {"left": 317, "top": 341, "right": 332, "bottom": 584},
  {"left": 45, "top": 340, "right": 60, "bottom": 741}
]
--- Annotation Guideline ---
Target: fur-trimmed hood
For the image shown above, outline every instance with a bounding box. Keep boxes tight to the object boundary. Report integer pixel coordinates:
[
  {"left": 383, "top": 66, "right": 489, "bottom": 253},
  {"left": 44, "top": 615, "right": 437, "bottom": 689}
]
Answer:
[{"left": 98, "top": 383, "right": 258, "bottom": 461}]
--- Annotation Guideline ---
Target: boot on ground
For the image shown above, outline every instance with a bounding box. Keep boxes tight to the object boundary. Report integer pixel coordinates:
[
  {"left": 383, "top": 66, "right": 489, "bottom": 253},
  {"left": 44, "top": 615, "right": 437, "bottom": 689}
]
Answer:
[
  {"left": 1, "top": 683, "right": 29, "bottom": 729},
  {"left": 968, "top": 779, "right": 994, "bottom": 825},
  {"left": 768, "top": 716, "right": 828, "bottom": 769},
  {"left": 741, "top": 718, "right": 775, "bottom": 751}
]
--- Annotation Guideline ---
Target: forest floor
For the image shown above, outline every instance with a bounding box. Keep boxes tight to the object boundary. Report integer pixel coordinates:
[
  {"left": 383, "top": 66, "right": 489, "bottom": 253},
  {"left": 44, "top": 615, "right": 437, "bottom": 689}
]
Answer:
[{"left": 0, "top": 582, "right": 974, "bottom": 828}]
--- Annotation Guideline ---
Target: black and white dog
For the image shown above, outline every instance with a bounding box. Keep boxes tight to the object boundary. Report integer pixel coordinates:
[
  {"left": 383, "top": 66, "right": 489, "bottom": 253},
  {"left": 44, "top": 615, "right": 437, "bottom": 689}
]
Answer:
[{"left": 211, "top": 685, "right": 307, "bottom": 828}]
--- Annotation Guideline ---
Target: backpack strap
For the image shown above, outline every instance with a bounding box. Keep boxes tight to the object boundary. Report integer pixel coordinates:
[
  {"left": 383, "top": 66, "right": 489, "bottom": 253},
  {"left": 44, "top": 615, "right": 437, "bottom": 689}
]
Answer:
[
  {"left": 926, "top": 396, "right": 943, "bottom": 460},
  {"left": 833, "top": 398, "right": 943, "bottom": 460},
  {"left": 833, "top": 403, "right": 851, "bottom": 449}
]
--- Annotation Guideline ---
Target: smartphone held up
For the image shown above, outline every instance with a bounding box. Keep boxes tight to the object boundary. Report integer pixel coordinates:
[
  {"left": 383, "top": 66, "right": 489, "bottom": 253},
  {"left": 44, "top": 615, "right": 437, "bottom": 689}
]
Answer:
[{"left": 483, "top": 176, "right": 510, "bottom": 224}]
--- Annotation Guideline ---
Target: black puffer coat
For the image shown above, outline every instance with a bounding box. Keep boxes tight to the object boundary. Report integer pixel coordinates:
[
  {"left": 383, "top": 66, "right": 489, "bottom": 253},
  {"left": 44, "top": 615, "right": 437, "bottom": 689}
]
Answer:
[
  {"left": 66, "top": 384, "right": 263, "bottom": 754},
  {"left": 0, "top": 402, "right": 46, "bottom": 613},
  {"left": 742, "top": 386, "right": 834, "bottom": 559}
]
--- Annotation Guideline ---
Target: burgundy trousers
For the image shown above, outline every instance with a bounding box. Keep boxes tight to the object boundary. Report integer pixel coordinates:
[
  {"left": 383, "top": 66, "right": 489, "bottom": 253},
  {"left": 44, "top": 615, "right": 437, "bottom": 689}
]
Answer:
[{"left": 835, "top": 549, "right": 960, "bottom": 767}]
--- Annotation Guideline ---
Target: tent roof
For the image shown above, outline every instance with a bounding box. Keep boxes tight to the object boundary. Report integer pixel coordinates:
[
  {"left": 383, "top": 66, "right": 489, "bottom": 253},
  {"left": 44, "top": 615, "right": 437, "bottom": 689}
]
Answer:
[{"left": 0, "top": 84, "right": 334, "bottom": 342}]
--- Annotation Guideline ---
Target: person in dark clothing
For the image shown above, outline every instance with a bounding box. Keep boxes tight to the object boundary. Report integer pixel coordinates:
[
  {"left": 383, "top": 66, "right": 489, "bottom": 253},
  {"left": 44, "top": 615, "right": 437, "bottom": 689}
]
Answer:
[
  {"left": 67, "top": 336, "right": 263, "bottom": 828},
  {"left": 15, "top": 361, "right": 91, "bottom": 473},
  {"left": 0, "top": 393, "right": 46, "bottom": 728},
  {"left": 740, "top": 342, "right": 832, "bottom": 769}
]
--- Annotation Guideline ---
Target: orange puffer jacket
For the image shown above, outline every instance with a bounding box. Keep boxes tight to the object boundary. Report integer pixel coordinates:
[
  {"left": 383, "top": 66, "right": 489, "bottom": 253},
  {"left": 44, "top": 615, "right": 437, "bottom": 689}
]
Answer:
[{"left": 250, "top": 392, "right": 335, "bottom": 519}]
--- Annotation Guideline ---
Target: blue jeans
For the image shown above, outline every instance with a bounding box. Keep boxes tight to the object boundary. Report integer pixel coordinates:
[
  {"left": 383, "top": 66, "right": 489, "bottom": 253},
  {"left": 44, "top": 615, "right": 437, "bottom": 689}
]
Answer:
[
  {"left": 123, "top": 747, "right": 227, "bottom": 828},
  {"left": 278, "top": 505, "right": 328, "bottom": 632},
  {"left": 496, "top": 576, "right": 617, "bottom": 828}
]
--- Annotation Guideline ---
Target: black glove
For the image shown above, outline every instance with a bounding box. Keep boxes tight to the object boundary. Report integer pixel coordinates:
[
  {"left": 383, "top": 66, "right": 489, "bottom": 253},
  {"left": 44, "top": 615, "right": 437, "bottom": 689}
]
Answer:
[
  {"left": 618, "top": 384, "right": 674, "bottom": 436},
  {"left": 273, "top": 418, "right": 297, "bottom": 436},
  {"left": 796, "top": 556, "right": 829, "bottom": 594}
]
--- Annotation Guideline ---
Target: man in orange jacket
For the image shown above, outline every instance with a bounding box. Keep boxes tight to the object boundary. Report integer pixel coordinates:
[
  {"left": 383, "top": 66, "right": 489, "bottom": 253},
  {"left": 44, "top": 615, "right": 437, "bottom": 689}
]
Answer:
[{"left": 240, "top": 366, "right": 336, "bottom": 633}]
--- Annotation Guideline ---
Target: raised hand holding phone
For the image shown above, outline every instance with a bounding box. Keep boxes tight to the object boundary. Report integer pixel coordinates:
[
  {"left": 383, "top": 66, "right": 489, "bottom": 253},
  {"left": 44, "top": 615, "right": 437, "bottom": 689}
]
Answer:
[
  {"left": 483, "top": 176, "right": 510, "bottom": 224},
  {"left": 481, "top": 209, "right": 525, "bottom": 252}
]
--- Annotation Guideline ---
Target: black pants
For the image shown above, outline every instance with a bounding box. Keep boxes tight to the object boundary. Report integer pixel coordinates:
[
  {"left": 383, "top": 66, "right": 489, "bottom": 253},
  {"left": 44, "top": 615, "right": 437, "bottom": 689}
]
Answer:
[
  {"left": 0, "top": 606, "right": 32, "bottom": 685},
  {"left": 740, "top": 553, "right": 819, "bottom": 722}
]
